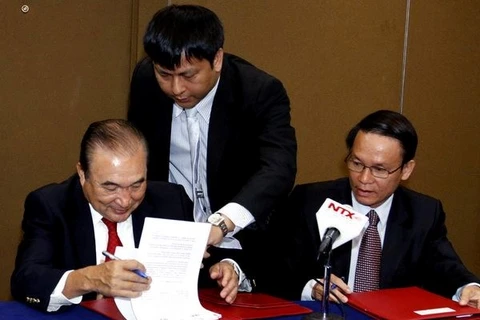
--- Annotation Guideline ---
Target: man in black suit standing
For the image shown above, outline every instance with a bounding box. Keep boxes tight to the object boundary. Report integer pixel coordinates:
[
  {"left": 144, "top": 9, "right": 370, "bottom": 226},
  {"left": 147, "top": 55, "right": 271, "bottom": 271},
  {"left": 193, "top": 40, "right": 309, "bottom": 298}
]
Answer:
[
  {"left": 127, "top": 5, "right": 297, "bottom": 262},
  {"left": 11, "top": 119, "right": 242, "bottom": 312},
  {"left": 268, "top": 110, "right": 480, "bottom": 308}
]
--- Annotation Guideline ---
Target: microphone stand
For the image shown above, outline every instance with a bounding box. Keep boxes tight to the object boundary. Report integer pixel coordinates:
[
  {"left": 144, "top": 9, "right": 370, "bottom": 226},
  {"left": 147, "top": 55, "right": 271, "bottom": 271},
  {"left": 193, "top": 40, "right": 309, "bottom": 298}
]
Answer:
[{"left": 303, "top": 241, "right": 343, "bottom": 320}]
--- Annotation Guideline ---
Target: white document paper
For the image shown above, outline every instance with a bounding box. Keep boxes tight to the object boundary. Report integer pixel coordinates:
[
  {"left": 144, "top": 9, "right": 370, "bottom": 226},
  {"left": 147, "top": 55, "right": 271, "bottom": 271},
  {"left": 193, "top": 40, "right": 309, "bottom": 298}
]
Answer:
[
  {"left": 414, "top": 307, "right": 455, "bottom": 315},
  {"left": 123, "top": 218, "right": 220, "bottom": 320}
]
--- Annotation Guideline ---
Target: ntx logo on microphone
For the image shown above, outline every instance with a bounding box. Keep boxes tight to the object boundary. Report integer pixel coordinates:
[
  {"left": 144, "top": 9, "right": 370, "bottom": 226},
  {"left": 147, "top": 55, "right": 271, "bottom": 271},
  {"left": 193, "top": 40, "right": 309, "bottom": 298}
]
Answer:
[{"left": 327, "top": 201, "right": 363, "bottom": 221}]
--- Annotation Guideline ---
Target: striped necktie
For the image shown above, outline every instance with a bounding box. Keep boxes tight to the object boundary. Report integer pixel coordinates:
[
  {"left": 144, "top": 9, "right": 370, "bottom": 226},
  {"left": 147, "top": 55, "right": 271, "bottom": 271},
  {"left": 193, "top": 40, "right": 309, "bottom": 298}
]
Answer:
[{"left": 185, "top": 108, "right": 208, "bottom": 222}]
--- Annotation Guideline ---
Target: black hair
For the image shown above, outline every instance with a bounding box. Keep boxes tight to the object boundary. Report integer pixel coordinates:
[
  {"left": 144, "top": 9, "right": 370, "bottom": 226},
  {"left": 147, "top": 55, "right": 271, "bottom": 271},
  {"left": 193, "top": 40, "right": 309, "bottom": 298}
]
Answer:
[
  {"left": 346, "top": 110, "right": 418, "bottom": 163},
  {"left": 143, "top": 5, "right": 224, "bottom": 69},
  {"left": 79, "top": 119, "right": 147, "bottom": 178}
]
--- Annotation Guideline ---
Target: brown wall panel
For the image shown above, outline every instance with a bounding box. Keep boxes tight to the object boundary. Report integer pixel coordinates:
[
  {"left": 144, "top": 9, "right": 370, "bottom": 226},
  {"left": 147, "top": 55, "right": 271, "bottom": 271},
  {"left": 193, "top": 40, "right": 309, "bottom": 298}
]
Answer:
[
  {"left": 135, "top": 0, "right": 170, "bottom": 62},
  {"left": 0, "top": 1, "right": 134, "bottom": 300},
  {"left": 402, "top": 1, "right": 480, "bottom": 272}
]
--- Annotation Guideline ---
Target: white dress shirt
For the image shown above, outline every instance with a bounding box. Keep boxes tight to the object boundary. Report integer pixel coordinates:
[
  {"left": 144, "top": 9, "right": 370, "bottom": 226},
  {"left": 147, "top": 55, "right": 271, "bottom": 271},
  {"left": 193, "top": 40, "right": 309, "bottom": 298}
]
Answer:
[{"left": 168, "top": 77, "right": 254, "bottom": 249}]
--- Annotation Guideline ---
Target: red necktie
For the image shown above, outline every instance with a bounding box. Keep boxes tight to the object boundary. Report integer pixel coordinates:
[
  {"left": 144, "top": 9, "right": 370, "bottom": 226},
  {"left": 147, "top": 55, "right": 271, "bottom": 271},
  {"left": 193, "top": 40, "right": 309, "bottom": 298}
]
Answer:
[
  {"left": 354, "top": 210, "right": 381, "bottom": 292},
  {"left": 102, "top": 218, "right": 123, "bottom": 261}
]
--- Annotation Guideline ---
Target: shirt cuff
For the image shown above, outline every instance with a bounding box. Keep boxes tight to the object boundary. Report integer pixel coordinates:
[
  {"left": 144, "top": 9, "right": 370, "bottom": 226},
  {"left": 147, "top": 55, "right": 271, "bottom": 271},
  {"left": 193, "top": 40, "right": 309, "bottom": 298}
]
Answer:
[
  {"left": 222, "top": 258, "right": 252, "bottom": 292},
  {"left": 453, "top": 282, "right": 480, "bottom": 301},
  {"left": 216, "top": 202, "right": 255, "bottom": 236},
  {"left": 301, "top": 279, "right": 317, "bottom": 301},
  {"left": 47, "top": 270, "right": 83, "bottom": 312}
]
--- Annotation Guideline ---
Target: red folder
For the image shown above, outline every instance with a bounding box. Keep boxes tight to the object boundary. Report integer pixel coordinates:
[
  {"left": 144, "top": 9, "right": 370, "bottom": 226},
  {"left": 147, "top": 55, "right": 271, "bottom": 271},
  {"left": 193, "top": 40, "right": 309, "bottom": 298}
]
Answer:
[
  {"left": 81, "top": 288, "right": 312, "bottom": 319},
  {"left": 81, "top": 298, "right": 126, "bottom": 320},
  {"left": 347, "top": 286, "right": 480, "bottom": 320},
  {"left": 199, "top": 288, "right": 312, "bottom": 319}
]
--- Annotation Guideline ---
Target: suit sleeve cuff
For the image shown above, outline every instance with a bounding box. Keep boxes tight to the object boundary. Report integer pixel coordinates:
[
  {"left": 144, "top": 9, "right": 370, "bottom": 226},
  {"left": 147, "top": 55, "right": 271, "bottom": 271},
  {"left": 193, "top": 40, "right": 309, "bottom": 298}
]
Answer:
[
  {"left": 453, "top": 282, "right": 480, "bottom": 301},
  {"left": 47, "top": 270, "right": 83, "bottom": 312},
  {"left": 216, "top": 202, "right": 255, "bottom": 236},
  {"left": 301, "top": 279, "right": 317, "bottom": 301},
  {"left": 222, "top": 258, "right": 252, "bottom": 292}
]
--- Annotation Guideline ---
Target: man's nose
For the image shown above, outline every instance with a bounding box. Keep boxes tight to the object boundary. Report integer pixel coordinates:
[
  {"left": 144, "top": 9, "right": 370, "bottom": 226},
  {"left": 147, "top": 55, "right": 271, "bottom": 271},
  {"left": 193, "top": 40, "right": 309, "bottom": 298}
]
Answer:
[
  {"left": 114, "top": 188, "right": 131, "bottom": 207},
  {"left": 171, "top": 76, "right": 185, "bottom": 96},
  {"left": 358, "top": 167, "right": 375, "bottom": 183}
]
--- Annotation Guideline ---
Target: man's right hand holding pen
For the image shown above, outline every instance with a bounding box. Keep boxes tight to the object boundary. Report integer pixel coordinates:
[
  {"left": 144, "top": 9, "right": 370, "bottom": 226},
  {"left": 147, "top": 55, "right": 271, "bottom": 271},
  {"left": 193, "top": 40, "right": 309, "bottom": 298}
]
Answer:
[
  {"left": 311, "top": 274, "right": 351, "bottom": 303},
  {"left": 62, "top": 257, "right": 151, "bottom": 300}
]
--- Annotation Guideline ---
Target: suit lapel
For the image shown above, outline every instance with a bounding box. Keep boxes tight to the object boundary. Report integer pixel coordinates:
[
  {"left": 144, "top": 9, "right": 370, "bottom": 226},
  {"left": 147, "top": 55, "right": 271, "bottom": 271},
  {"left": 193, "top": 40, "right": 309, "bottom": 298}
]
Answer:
[
  {"left": 207, "top": 67, "right": 234, "bottom": 184},
  {"left": 380, "top": 188, "right": 412, "bottom": 287}
]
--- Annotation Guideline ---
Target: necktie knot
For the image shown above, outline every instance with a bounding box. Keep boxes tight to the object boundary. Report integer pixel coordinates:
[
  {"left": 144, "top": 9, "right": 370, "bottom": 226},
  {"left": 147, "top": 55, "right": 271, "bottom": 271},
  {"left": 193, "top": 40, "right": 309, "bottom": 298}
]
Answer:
[
  {"left": 367, "top": 210, "right": 379, "bottom": 227},
  {"left": 185, "top": 108, "right": 198, "bottom": 118},
  {"left": 102, "top": 217, "right": 117, "bottom": 233}
]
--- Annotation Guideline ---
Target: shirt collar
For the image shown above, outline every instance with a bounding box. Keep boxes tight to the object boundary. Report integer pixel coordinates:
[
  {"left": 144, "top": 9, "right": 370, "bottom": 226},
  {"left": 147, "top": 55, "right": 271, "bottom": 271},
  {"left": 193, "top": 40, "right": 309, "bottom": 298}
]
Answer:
[
  {"left": 351, "top": 193, "right": 394, "bottom": 224},
  {"left": 172, "top": 77, "right": 220, "bottom": 123}
]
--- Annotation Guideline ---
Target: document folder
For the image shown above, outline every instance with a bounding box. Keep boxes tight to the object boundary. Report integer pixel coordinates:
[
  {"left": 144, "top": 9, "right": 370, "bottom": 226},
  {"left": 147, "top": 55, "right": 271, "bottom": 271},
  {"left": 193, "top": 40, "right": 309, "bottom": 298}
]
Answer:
[
  {"left": 347, "top": 286, "right": 480, "bottom": 320},
  {"left": 81, "top": 288, "right": 312, "bottom": 320},
  {"left": 199, "top": 288, "right": 312, "bottom": 319},
  {"left": 81, "top": 298, "right": 126, "bottom": 320}
]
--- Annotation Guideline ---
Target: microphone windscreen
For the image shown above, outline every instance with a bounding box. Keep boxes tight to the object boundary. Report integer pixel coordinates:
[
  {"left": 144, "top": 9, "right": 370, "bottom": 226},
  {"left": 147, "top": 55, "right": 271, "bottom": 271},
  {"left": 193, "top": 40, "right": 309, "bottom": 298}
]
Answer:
[{"left": 315, "top": 198, "right": 368, "bottom": 249}]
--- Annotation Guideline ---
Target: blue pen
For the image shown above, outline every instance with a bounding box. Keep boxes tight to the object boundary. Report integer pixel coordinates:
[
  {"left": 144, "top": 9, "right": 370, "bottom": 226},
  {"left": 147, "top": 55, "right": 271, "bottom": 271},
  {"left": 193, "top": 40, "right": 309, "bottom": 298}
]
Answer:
[
  {"left": 102, "top": 250, "right": 149, "bottom": 279},
  {"left": 314, "top": 278, "right": 339, "bottom": 290}
]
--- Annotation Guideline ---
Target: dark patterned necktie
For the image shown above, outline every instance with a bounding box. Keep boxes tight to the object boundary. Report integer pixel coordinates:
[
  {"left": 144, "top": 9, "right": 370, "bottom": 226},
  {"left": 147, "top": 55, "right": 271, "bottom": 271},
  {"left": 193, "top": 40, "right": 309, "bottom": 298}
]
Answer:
[
  {"left": 354, "top": 210, "right": 381, "bottom": 292},
  {"left": 102, "top": 218, "right": 123, "bottom": 261}
]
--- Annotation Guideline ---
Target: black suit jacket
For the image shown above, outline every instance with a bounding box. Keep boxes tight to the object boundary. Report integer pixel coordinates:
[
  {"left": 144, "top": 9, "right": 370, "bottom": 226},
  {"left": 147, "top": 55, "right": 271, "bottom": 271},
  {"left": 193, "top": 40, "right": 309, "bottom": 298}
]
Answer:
[
  {"left": 11, "top": 175, "right": 241, "bottom": 311},
  {"left": 266, "top": 178, "right": 479, "bottom": 300},
  {"left": 127, "top": 54, "right": 297, "bottom": 231}
]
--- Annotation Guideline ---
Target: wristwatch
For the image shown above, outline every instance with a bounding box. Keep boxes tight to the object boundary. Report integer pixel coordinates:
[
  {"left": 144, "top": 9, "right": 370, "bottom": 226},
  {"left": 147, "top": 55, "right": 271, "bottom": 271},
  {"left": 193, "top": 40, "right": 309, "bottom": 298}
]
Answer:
[{"left": 207, "top": 213, "right": 229, "bottom": 237}]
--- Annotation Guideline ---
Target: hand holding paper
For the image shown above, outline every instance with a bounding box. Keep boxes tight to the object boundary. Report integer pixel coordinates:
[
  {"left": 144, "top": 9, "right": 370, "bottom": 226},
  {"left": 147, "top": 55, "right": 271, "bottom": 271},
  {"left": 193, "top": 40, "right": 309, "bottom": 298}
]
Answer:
[{"left": 115, "top": 218, "right": 221, "bottom": 320}]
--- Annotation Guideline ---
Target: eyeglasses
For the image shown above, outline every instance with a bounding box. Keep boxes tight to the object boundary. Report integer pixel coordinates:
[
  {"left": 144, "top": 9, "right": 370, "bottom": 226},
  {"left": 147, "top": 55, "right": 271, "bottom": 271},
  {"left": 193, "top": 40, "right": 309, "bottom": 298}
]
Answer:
[{"left": 345, "top": 156, "right": 403, "bottom": 179}]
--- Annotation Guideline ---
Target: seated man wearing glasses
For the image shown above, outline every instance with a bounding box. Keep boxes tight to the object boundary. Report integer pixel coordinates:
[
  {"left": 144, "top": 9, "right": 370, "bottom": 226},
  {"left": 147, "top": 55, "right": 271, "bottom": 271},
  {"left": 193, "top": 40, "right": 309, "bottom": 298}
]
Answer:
[{"left": 267, "top": 110, "right": 480, "bottom": 308}]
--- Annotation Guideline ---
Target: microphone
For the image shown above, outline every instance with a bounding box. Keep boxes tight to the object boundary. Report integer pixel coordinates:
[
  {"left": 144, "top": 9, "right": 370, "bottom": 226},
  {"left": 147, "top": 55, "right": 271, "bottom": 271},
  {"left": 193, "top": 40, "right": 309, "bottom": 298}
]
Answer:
[
  {"left": 315, "top": 198, "right": 368, "bottom": 253},
  {"left": 317, "top": 227, "right": 341, "bottom": 259},
  {"left": 308, "top": 198, "right": 366, "bottom": 320}
]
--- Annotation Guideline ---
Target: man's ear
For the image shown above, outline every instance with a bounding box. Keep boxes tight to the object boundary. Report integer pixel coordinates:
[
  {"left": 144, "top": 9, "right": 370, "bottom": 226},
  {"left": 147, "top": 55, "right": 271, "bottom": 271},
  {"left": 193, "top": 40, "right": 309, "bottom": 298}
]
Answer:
[
  {"left": 400, "top": 160, "right": 416, "bottom": 181},
  {"left": 213, "top": 48, "right": 224, "bottom": 72},
  {"left": 76, "top": 162, "right": 86, "bottom": 186}
]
